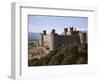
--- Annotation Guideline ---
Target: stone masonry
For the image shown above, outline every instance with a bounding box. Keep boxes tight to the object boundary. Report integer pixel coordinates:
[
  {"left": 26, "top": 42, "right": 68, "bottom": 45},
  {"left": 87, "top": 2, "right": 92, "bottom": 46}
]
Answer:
[{"left": 39, "top": 27, "right": 87, "bottom": 51}]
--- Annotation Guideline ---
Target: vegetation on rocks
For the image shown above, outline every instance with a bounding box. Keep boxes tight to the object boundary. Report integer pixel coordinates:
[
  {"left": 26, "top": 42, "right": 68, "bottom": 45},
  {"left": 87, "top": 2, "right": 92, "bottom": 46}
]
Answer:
[{"left": 28, "top": 44, "right": 88, "bottom": 66}]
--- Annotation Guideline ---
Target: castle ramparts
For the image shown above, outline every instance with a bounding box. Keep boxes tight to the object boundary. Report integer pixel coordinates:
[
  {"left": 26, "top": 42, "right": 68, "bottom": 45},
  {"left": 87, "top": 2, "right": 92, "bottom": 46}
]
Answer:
[{"left": 39, "top": 27, "right": 87, "bottom": 51}]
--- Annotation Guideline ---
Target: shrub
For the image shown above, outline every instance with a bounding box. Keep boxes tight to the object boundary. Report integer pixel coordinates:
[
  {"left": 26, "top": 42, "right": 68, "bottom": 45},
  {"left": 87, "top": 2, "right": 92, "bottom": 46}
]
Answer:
[
  {"left": 38, "top": 56, "right": 50, "bottom": 66},
  {"left": 61, "top": 55, "right": 77, "bottom": 65},
  {"left": 28, "top": 44, "right": 88, "bottom": 66},
  {"left": 48, "top": 53, "right": 64, "bottom": 65},
  {"left": 76, "top": 56, "right": 87, "bottom": 64},
  {"left": 28, "top": 59, "right": 39, "bottom": 66}
]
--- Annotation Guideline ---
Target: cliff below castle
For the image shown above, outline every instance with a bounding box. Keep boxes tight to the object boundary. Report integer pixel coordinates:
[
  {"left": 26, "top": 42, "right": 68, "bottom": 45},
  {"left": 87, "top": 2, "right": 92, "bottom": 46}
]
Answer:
[{"left": 28, "top": 43, "right": 87, "bottom": 66}]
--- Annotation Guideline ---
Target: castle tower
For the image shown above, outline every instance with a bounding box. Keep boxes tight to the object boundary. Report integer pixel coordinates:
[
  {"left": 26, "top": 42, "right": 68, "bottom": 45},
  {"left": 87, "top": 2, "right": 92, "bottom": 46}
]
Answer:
[
  {"left": 79, "top": 32, "right": 86, "bottom": 44},
  {"left": 50, "top": 29, "right": 55, "bottom": 50},
  {"left": 43, "top": 30, "right": 46, "bottom": 35},
  {"left": 67, "top": 27, "right": 73, "bottom": 35},
  {"left": 64, "top": 28, "right": 68, "bottom": 35},
  {"left": 40, "top": 33, "right": 44, "bottom": 46},
  {"left": 69, "top": 27, "right": 73, "bottom": 32},
  {"left": 51, "top": 29, "right": 55, "bottom": 34}
]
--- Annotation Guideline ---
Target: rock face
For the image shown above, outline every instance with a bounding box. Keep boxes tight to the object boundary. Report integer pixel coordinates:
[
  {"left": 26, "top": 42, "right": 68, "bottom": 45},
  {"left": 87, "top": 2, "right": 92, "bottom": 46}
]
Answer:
[
  {"left": 28, "top": 44, "right": 88, "bottom": 66},
  {"left": 39, "top": 27, "right": 87, "bottom": 51},
  {"left": 28, "top": 47, "right": 47, "bottom": 60}
]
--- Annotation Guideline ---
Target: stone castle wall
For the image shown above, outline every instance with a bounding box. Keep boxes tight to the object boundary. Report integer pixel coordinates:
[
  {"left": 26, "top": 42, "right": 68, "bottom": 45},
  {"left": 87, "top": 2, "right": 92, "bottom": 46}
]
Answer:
[
  {"left": 43, "top": 35, "right": 50, "bottom": 47},
  {"left": 53, "top": 35, "right": 81, "bottom": 50},
  {"left": 39, "top": 27, "right": 87, "bottom": 51}
]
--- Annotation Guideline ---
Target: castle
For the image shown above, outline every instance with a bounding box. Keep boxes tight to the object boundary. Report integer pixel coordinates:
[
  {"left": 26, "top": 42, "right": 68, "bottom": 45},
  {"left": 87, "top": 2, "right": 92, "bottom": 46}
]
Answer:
[{"left": 39, "top": 27, "right": 87, "bottom": 51}]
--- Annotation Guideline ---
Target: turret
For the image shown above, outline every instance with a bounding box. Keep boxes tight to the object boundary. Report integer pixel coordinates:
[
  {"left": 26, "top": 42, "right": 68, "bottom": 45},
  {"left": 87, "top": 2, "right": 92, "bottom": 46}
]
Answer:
[
  {"left": 43, "top": 30, "right": 46, "bottom": 35},
  {"left": 39, "top": 33, "right": 44, "bottom": 46},
  {"left": 68, "top": 27, "right": 73, "bottom": 35},
  {"left": 69, "top": 27, "right": 73, "bottom": 32},
  {"left": 64, "top": 28, "right": 68, "bottom": 35},
  {"left": 39, "top": 30, "right": 46, "bottom": 46},
  {"left": 79, "top": 32, "right": 86, "bottom": 44},
  {"left": 51, "top": 29, "right": 55, "bottom": 34},
  {"left": 50, "top": 29, "right": 55, "bottom": 50}
]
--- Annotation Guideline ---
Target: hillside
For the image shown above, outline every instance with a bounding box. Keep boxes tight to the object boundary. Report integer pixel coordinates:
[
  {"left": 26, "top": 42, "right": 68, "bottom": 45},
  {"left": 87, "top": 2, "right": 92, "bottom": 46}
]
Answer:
[{"left": 28, "top": 44, "right": 88, "bottom": 66}]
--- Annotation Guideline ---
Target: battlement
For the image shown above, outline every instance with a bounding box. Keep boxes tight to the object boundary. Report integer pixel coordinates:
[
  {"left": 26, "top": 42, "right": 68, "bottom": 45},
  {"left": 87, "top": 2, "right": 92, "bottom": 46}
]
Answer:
[{"left": 39, "top": 27, "right": 87, "bottom": 51}]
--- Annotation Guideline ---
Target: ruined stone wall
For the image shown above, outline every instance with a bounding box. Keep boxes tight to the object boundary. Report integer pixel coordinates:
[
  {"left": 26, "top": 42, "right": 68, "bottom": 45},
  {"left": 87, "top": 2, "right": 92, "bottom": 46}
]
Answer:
[
  {"left": 43, "top": 35, "right": 50, "bottom": 47},
  {"left": 79, "top": 32, "right": 87, "bottom": 44},
  {"left": 40, "top": 33, "right": 81, "bottom": 50},
  {"left": 39, "top": 33, "right": 44, "bottom": 46},
  {"left": 53, "top": 35, "right": 81, "bottom": 49},
  {"left": 39, "top": 28, "right": 87, "bottom": 51}
]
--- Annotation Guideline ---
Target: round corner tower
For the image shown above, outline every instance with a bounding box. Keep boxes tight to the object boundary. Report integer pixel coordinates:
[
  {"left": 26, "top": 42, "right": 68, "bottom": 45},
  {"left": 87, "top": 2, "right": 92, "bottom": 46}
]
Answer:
[
  {"left": 39, "top": 33, "right": 44, "bottom": 47},
  {"left": 50, "top": 29, "right": 55, "bottom": 51},
  {"left": 64, "top": 28, "right": 68, "bottom": 35},
  {"left": 79, "top": 32, "right": 86, "bottom": 44}
]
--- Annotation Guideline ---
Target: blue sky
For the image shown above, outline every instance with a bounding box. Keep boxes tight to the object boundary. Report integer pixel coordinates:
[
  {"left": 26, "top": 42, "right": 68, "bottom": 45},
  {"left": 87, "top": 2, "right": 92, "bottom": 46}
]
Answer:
[{"left": 28, "top": 15, "right": 88, "bottom": 34}]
